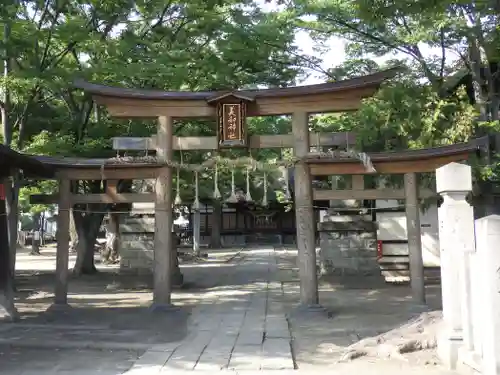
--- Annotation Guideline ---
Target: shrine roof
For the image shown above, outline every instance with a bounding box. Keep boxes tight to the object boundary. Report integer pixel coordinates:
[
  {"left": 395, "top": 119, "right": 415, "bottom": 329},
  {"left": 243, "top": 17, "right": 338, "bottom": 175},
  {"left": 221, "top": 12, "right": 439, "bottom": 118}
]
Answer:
[
  {"left": 303, "top": 137, "right": 488, "bottom": 164},
  {"left": 0, "top": 145, "right": 55, "bottom": 178},
  {"left": 73, "top": 67, "right": 401, "bottom": 101},
  {"left": 33, "top": 156, "right": 163, "bottom": 169},
  {"left": 30, "top": 136, "right": 487, "bottom": 172}
]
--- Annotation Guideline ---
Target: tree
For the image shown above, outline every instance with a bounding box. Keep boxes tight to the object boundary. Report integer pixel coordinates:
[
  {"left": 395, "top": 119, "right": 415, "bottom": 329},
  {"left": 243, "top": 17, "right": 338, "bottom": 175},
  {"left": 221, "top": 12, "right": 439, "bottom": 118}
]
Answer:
[
  {"left": 18, "top": 181, "right": 56, "bottom": 255},
  {"left": 309, "top": 58, "right": 477, "bottom": 191},
  {"left": 293, "top": 0, "right": 499, "bottom": 121},
  {"left": 0, "top": 1, "right": 19, "bottom": 282},
  {"left": 2, "top": 0, "right": 307, "bottom": 276},
  {"left": 0, "top": 189, "right": 17, "bottom": 321},
  {"left": 313, "top": 59, "right": 475, "bottom": 149}
]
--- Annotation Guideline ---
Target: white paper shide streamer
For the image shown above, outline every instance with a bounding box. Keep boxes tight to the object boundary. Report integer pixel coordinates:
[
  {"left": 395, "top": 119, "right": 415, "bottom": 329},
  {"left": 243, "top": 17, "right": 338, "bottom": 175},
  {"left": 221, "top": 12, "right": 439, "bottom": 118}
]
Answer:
[
  {"left": 193, "top": 171, "right": 201, "bottom": 210},
  {"left": 245, "top": 167, "right": 253, "bottom": 202},
  {"left": 284, "top": 167, "right": 292, "bottom": 201},
  {"left": 174, "top": 167, "right": 182, "bottom": 205},
  {"left": 213, "top": 164, "right": 221, "bottom": 199},
  {"left": 226, "top": 168, "right": 238, "bottom": 203},
  {"left": 262, "top": 171, "right": 268, "bottom": 206}
]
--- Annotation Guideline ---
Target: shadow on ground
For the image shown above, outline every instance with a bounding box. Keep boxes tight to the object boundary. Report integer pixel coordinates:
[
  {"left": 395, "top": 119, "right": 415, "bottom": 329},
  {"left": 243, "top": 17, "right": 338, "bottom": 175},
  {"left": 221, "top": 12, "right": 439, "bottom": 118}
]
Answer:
[
  {"left": 276, "top": 250, "right": 444, "bottom": 369},
  {"left": 0, "top": 246, "right": 447, "bottom": 374}
]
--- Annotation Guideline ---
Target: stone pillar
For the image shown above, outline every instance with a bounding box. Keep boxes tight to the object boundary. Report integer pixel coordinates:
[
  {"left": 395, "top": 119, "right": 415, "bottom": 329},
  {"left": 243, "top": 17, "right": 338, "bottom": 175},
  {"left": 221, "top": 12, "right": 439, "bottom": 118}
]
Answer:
[
  {"left": 153, "top": 116, "right": 174, "bottom": 307},
  {"left": 404, "top": 172, "right": 425, "bottom": 304},
  {"left": 436, "top": 162, "right": 475, "bottom": 369},
  {"left": 292, "top": 111, "right": 319, "bottom": 307},
  {"left": 193, "top": 208, "right": 201, "bottom": 256},
  {"left": 475, "top": 215, "right": 500, "bottom": 375},
  {"left": 470, "top": 233, "right": 483, "bottom": 364},
  {"left": 54, "top": 178, "right": 71, "bottom": 305}
]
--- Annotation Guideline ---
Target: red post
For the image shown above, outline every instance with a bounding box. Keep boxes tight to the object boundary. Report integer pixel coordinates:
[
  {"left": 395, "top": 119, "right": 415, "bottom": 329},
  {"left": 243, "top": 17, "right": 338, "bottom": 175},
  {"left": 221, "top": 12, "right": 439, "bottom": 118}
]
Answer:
[
  {"left": 0, "top": 181, "right": 11, "bottom": 293},
  {"left": 377, "top": 240, "right": 383, "bottom": 260}
]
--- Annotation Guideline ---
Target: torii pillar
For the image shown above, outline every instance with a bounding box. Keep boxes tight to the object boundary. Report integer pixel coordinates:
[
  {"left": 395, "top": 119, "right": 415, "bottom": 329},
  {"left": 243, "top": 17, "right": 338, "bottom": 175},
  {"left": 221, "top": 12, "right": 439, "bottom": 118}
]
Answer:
[
  {"left": 292, "top": 111, "right": 319, "bottom": 308},
  {"left": 153, "top": 116, "right": 175, "bottom": 308}
]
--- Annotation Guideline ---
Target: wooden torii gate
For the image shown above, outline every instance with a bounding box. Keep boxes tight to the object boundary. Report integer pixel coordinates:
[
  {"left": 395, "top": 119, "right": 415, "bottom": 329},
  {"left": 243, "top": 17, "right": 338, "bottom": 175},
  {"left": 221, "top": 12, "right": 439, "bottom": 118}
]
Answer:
[
  {"left": 72, "top": 68, "right": 400, "bottom": 310},
  {"left": 30, "top": 68, "right": 488, "bottom": 309}
]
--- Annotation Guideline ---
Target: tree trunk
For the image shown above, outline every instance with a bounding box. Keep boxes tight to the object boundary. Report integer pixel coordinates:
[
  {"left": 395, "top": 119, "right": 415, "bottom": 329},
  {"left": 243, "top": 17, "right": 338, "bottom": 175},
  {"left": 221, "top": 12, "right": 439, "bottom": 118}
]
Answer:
[
  {"left": 72, "top": 210, "right": 104, "bottom": 275},
  {"left": 30, "top": 213, "right": 41, "bottom": 255},
  {"left": 5, "top": 182, "right": 19, "bottom": 277},
  {"left": 1, "top": 13, "right": 18, "bottom": 284},
  {"left": 210, "top": 199, "right": 222, "bottom": 248},
  {"left": 40, "top": 212, "right": 45, "bottom": 247},
  {"left": 0, "top": 189, "right": 18, "bottom": 321},
  {"left": 192, "top": 208, "right": 201, "bottom": 256},
  {"left": 102, "top": 213, "right": 120, "bottom": 264},
  {"left": 69, "top": 209, "right": 77, "bottom": 253},
  {"left": 489, "top": 61, "right": 499, "bottom": 122},
  {"left": 171, "top": 243, "right": 183, "bottom": 286},
  {"left": 468, "top": 37, "right": 489, "bottom": 122}
]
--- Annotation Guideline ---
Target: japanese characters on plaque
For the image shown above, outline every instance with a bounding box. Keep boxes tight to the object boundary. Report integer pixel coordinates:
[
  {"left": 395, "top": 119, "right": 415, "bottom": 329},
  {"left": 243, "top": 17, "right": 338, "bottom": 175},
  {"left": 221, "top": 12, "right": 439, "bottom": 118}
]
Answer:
[{"left": 217, "top": 101, "right": 248, "bottom": 148}]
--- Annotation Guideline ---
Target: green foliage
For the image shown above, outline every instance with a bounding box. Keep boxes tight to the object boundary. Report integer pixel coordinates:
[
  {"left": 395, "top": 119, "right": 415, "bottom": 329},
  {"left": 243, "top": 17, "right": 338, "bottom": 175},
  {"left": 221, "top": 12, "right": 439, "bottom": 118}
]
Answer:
[
  {"left": 2, "top": 0, "right": 498, "bottom": 214},
  {"left": 309, "top": 57, "right": 479, "bottom": 189},
  {"left": 1, "top": 0, "right": 307, "bottom": 212},
  {"left": 312, "top": 59, "right": 477, "bottom": 152},
  {"left": 293, "top": 0, "right": 499, "bottom": 89},
  {"left": 18, "top": 180, "right": 57, "bottom": 216},
  {"left": 289, "top": 0, "right": 499, "bottom": 187}
]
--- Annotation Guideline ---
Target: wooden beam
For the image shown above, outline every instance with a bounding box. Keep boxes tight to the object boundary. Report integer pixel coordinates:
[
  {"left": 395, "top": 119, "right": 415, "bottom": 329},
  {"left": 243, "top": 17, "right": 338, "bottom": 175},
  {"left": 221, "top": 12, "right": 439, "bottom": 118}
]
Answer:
[
  {"left": 309, "top": 153, "right": 471, "bottom": 175},
  {"left": 96, "top": 87, "right": 378, "bottom": 118},
  {"left": 31, "top": 194, "right": 57, "bottom": 204},
  {"left": 112, "top": 132, "right": 356, "bottom": 151},
  {"left": 252, "top": 92, "right": 371, "bottom": 116},
  {"left": 56, "top": 167, "right": 160, "bottom": 180},
  {"left": 313, "top": 188, "right": 435, "bottom": 201},
  {"left": 30, "top": 193, "right": 155, "bottom": 205},
  {"left": 33, "top": 187, "right": 436, "bottom": 205},
  {"left": 75, "top": 193, "right": 155, "bottom": 204}
]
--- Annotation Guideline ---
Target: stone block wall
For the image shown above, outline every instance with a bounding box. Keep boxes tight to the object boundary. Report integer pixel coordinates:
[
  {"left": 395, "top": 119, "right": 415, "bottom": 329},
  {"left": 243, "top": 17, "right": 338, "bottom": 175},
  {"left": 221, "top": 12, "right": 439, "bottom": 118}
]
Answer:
[
  {"left": 118, "top": 216, "right": 184, "bottom": 285},
  {"left": 318, "top": 215, "right": 380, "bottom": 276},
  {"left": 119, "top": 216, "right": 155, "bottom": 274}
]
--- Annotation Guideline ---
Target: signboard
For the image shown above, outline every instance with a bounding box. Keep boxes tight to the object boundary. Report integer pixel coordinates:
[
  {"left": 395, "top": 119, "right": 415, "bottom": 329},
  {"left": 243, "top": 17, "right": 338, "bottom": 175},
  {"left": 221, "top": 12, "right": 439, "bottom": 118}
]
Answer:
[
  {"left": 112, "top": 137, "right": 152, "bottom": 151},
  {"left": 0, "top": 183, "right": 4, "bottom": 201},
  {"left": 217, "top": 102, "right": 248, "bottom": 148}
]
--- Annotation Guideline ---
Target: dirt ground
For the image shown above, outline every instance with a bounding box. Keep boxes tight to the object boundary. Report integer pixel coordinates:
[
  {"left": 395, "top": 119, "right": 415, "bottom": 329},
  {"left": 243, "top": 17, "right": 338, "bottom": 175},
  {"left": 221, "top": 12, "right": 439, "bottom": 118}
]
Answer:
[
  {"left": 13, "top": 245, "right": 240, "bottom": 324},
  {"left": 0, "top": 245, "right": 455, "bottom": 375},
  {"left": 275, "top": 249, "right": 450, "bottom": 373}
]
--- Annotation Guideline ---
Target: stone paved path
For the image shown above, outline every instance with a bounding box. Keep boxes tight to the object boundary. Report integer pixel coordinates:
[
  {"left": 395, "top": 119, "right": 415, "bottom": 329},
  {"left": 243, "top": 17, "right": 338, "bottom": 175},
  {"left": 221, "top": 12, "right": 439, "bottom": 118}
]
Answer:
[
  {"left": 1, "top": 246, "right": 461, "bottom": 375},
  {"left": 126, "top": 247, "right": 294, "bottom": 373}
]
